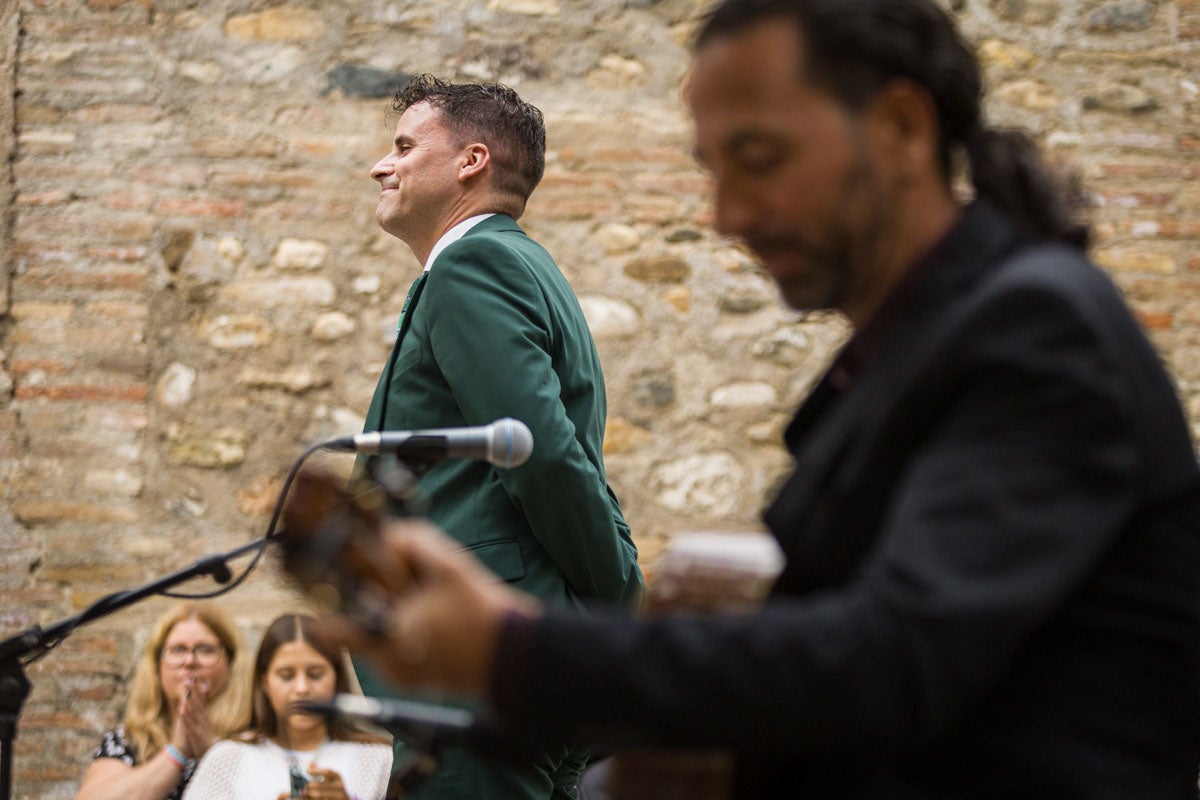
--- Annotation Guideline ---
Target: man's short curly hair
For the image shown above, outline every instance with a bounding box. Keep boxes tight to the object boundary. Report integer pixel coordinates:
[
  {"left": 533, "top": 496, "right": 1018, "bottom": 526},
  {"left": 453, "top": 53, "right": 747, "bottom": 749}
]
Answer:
[{"left": 394, "top": 74, "right": 546, "bottom": 205}]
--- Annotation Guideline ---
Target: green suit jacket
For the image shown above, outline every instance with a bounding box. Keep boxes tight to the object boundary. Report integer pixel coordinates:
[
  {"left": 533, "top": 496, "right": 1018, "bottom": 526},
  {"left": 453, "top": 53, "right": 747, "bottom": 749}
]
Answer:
[{"left": 358, "top": 214, "right": 642, "bottom": 798}]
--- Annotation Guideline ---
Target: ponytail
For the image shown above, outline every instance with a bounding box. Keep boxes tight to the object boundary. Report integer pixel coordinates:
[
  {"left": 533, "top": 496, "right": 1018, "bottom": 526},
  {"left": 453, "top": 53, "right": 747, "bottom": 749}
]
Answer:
[{"left": 966, "top": 127, "right": 1090, "bottom": 248}]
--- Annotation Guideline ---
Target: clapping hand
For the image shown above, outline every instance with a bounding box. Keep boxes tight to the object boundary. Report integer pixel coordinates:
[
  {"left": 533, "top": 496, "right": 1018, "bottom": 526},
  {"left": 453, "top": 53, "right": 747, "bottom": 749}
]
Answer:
[{"left": 172, "top": 675, "right": 216, "bottom": 760}]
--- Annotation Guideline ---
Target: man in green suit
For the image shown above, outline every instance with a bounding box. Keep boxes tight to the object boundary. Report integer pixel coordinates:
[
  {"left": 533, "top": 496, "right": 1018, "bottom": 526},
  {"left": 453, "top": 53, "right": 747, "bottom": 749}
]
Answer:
[{"left": 358, "top": 74, "right": 643, "bottom": 799}]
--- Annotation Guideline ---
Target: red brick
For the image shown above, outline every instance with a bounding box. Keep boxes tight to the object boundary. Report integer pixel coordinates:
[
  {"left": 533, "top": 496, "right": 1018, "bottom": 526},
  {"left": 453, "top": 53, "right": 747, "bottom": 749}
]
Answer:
[
  {"left": 13, "top": 161, "right": 112, "bottom": 183},
  {"left": 19, "top": 711, "right": 93, "bottom": 731},
  {"left": 1093, "top": 162, "right": 1200, "bottom": 179},
  {"left": 1092, "top": 190, "right": 1173, "bottom": 209},
  {"left": 1135, "top": 309, "right": 1174, "bottom": 330},
  {"left": 18, "top": 408, "right": 78, "bottom": 429},
  {"left": 209, "top": 169, "right": 318, "bottom": 189},
  {"left": 632, "top": 173, "right": 712, "bottom": 196},
  {"left": 14, "top": 767, "right": 80, "bottom": 782},
  {"left": 525, "top": 198, "right": 622, "bottom": 221},
  {"left": 0, "top": 587, "right": 62, "bottom": 607},
  {"left": 72, "top": 684, "right": 117, "bottom": 702},
  {"left": 15, "top": 190, "right": 71, "bottom": 206},
  {"left": 10, "top": 359, "right": 72, "bottom": 376},
  {"left": 256, "top": 200, "right": 355, "bottom": 220},
  {"left": 74, "top": 103, "right": 160, "bottom": 123},
  {"left": 12, "top": 502, "right": 139, "bottom": 524},
  {"left": 87, "top": 0, "right": 154, "bottom": 9},
  {"left": 85, "top": 245, "right": 149, "bottom": 262},
  {"left": 14, "top": 385, "right": 147, "bottom": 402},
  {"left": 38, "top": 565, "right": 146, "bottom": 591},
  {"left": 126, "top": 164, "right": 207, "bottom": 188},
  {"left": 31, "top": 656, "right": 121, "bottom": 676},
  {"left": 288, "top": 138, "right": 344, "bottom": 158},
  {"left": 84, "top": 300, "right": 148, "bottom": 319},
  {"left": 15, "top": 104, "right": 63, "bottom": 125},
  {"left": 18, "top": 17, "right": 150, "bottom": 40},
  {"left": 563, "top": 146, "right": 691, "bottom": 167},
  {"left": 190, "top": 138, "right": 280, "bottom": 159},
  {"left": 100, "top": 189, "right": 152, "bottom": 210},
  {"left": 1121, "top": 219, "right": 1200, "bottom": 238},
  {"left": 12, "top": 739, "right": 42, "bottom": 759},
  {"left": 10, "top": 327, "right": 145, "bottom": 347},
  {"left": 9, "top": 301, "right": 74, "bottom": 321},
  {"left": 61, "top": 636, "right": 120, "bottom": 656},
  {"left": 9, "top": 241, "right": 77, "bottom": 262},
  {"left": 20, "top": 267, "right": 148, "bottom": 291},
  {"left": 538, "top": 173, "right": 623, "bottom": 193},
  {"left": 154, "top": 197, "right": 245, "bottom": 217},
  {"left": 107, "top": 218, "right": 155, "bottom": 242}
]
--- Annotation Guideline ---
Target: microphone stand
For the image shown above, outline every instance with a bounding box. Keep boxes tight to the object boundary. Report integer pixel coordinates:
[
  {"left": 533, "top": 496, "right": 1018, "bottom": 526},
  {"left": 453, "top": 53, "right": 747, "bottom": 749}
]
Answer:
[{"left": 0, "top": 535, "right": 271, "bottom": 800}]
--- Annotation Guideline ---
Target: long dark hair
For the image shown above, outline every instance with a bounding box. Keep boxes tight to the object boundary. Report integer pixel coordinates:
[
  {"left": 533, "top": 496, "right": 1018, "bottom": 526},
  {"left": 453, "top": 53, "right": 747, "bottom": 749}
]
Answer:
[
  {"left": 696, "top": 0, "right": 1089, "bottom": 248},
  {"left": 245, "top": 614, "right": 386, "bottom": 744}
]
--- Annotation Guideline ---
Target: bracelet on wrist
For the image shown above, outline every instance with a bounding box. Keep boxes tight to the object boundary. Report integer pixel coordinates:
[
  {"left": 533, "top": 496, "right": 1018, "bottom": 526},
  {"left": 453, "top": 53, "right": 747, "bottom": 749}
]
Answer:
[{"left": 164, "top": 742, "right": 193, "bottom": 771}]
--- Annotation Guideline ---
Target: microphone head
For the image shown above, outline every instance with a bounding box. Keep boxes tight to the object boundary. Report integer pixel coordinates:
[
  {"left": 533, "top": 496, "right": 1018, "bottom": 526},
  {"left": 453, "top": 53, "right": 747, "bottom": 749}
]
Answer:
[{"left": 490, "top": 418, "right": 533, "bottom": 468}]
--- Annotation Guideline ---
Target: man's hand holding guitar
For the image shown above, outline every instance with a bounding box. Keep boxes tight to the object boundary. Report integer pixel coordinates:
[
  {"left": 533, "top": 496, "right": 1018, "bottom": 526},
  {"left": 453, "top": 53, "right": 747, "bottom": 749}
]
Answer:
[{"left": 278, "top": 469, "right": 541, "bottom": 700}]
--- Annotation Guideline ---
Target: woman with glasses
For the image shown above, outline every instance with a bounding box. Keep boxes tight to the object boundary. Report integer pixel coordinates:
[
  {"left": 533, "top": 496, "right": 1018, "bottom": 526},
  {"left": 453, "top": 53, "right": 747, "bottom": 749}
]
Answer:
[
  {"left": 75, "top": 602, "right": 250, "bottom": 800},
  {"left": 181, "top": 614, "right": 391, "bottom": 800}
]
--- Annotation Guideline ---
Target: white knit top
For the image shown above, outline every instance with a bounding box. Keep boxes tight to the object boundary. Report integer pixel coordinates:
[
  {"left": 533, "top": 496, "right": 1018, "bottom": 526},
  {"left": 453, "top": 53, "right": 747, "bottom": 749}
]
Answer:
[{"left": 181, "top": 739, "right": 392, "bottom": 800}]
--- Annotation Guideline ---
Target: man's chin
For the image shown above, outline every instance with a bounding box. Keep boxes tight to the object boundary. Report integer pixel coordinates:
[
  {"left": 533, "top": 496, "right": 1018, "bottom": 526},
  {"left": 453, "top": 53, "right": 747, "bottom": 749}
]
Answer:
[{"left": 777, "top": 279, "right": 840, "bottom": 315}]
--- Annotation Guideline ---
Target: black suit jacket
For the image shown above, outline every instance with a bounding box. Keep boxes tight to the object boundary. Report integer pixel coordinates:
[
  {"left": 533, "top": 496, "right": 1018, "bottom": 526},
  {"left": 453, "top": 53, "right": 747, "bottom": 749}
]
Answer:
[{"left": 490, "top": 202, "right": 1200, "bottom": 798}]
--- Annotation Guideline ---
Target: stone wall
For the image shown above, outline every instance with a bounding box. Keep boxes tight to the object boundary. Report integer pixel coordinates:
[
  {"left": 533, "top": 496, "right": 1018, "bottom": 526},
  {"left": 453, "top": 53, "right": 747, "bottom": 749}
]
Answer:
[{"left": 0, "top": 0, "right": 1197, "bottom": 796}]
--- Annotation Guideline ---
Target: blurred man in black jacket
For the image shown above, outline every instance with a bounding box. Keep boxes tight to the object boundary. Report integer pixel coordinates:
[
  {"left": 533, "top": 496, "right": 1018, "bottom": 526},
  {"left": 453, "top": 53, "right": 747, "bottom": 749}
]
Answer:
[{"left": 321, "top": 1, "right": 1200, "bottom": 796}]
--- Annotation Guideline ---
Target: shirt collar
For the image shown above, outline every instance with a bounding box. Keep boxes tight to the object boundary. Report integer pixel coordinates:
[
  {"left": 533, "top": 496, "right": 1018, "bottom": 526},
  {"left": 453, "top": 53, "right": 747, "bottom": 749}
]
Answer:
[
  {"left": 424, "top": 213, "right": 496, "bottom": 272},
  {"left": 826, "top": 207, "right": 965, "bottom": 391}
]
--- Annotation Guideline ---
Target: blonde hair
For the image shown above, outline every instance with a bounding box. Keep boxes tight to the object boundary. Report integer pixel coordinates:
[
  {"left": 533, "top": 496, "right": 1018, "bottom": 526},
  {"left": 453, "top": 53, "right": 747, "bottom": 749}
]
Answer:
[{"left": 122, "top": 602, "right": 250, "bottom": 762}]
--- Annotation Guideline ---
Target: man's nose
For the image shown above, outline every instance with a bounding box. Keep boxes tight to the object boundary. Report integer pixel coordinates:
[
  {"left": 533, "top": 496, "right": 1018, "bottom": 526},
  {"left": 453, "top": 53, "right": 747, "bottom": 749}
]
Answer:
[
  {"left": 370, "top": 157, "right": 392, "bottom": 182},
  {"left": 713, "top": 190, "right": 754, "bottom": 240}
]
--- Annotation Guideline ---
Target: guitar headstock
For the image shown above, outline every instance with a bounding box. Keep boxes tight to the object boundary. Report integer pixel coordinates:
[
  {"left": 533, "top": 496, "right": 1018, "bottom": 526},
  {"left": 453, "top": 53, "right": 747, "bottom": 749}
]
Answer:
[{"left": 277, "top": 468, "right": 398, "bottom": 635}]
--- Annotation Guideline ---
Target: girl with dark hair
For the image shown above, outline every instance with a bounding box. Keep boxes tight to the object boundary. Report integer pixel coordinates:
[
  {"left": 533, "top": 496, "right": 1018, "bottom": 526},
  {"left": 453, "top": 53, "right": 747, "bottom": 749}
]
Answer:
[{"left": 182, "top": 614, "right": 391, "bottom": 800}]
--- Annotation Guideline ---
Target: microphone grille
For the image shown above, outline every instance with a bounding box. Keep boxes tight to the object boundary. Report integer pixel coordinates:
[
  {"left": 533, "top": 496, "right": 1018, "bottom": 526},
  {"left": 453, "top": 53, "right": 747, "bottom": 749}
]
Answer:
[{"left": 492, "top": 418, "right": 533, "bottom": 468}]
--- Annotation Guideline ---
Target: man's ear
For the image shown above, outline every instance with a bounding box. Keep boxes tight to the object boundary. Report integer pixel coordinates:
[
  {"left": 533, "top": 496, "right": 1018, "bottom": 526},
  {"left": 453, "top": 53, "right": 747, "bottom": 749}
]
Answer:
[
  {"left": 459, "top": 143, "right": 491, "bottom": 182},
  {"left": 865, "top": 78, "right": 941, "bottom": 182}
]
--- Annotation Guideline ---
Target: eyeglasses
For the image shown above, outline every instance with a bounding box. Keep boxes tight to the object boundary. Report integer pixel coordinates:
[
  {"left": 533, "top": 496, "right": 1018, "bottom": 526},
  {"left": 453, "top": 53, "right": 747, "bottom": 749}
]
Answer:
[{"left": 161, "top": 643, "right": 225, "bottom": 667}]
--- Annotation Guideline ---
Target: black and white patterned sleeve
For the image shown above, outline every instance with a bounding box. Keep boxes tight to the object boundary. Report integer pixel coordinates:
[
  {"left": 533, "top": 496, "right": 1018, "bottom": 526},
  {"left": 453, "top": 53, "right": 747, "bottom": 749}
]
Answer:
[{"left": 92, "top": 726, "right": 136, "bottom": 767}]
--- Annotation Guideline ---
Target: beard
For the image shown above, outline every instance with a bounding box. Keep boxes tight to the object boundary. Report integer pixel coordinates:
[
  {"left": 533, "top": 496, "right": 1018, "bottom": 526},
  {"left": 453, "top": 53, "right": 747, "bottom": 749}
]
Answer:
[
  {"left": 745, "top": 148, "right": 890, "bottom": 318},
  {"left": 746, "top": 235, "right": 854, "bottom": 314}
]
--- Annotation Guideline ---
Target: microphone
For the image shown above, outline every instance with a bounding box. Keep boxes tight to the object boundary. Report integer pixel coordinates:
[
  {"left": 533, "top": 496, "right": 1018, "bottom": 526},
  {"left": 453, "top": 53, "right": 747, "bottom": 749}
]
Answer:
[
  {"left": 295, "top": 694, "right": 533, "bottom": 758},
  {"left": 322, "top": 418, "right": 533, "bottom": 468}
]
